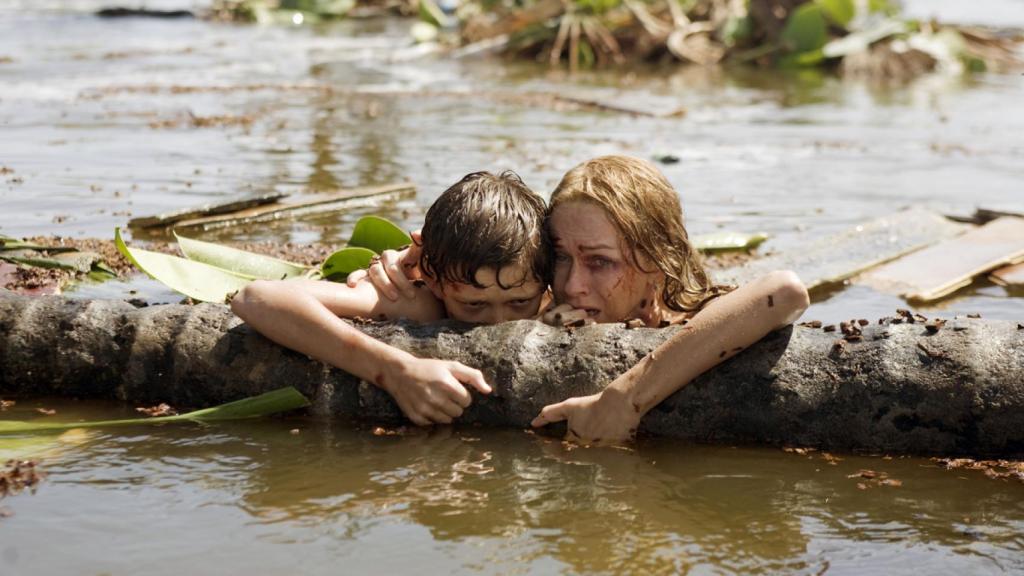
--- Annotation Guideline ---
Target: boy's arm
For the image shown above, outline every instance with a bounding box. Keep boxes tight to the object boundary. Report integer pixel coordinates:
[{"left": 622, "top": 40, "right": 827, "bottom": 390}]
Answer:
[
  {"left": 231, "top": 279, "right": 491, "bottom": 425},
  {"left": 531, "top": 271, "right": 809, "bottom": 443}
]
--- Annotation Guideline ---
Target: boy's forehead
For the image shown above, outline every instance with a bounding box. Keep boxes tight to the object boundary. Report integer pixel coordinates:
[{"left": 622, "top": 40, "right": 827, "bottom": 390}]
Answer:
[{"left": 447, "top": 264, "right": 542, "bottom": 293}]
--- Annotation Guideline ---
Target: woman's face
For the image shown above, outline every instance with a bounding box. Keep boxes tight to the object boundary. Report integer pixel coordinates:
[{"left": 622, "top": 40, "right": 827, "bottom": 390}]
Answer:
[{"left": 549, "top": 201, "right": 662, "bottom": 324}]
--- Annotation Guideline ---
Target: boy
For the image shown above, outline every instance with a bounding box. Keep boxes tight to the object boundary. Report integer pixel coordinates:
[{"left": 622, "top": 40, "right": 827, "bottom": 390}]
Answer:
[{"left": 231, "top": 171, "right": 550, "bottom": 426}]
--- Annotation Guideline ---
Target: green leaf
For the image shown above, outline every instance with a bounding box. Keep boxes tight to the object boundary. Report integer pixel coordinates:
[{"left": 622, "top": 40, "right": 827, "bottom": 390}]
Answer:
[
  {"left": 175, "top": 232, "right": 309, "bottom": 280},
  {"left": 693, "top": 232, "right": 769, "bottom": 253},
  {"left": 781, "top": 4, "right": 828, "bottom": 53},
  {"left": 418, "top": 0, "right": 450, "bottom": 27},
  {"left": 115, "top": 227, "right": 254, "bottom": 303},
  {"left": 0, "top": 250, "right": 103, "bottom": 272},
  {"left": 822, "top": 18, "right": 906, "bottom": 57},
  {"left": 0, "top": 387, "right": 310, "bottom": 435},
  {"left": 321, "top": 247, "right": 377, "bottom": 281},
  {"left": 348, "top": 216, "right": 412, "bottom": 254},
  {"left": 815, "top": 0, "right": 855, "bottom": 28}
]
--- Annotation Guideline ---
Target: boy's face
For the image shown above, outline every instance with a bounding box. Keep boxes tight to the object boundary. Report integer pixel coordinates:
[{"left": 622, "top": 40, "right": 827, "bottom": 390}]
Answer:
[{"left": 430, "top": 262, "right": 546, "bottom": 324}]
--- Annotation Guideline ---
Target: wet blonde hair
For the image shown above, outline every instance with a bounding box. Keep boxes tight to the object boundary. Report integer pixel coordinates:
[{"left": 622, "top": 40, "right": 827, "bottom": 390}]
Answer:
[{"left": 549, "top": 155, "right": 730, "bottom": 313}]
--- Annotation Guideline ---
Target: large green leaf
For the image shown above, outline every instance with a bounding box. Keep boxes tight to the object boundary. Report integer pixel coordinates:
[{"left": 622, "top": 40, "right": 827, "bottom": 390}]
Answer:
[
  {"left": 175, "top": 232, "right": 309, "bottom": 280},
  {"left": 781, "top": 4, "right": 828, "bottom": 53},
  {"left": 321, "top": 247, "right": 377, "bottom": 281},
  {"left": 349, "top": 216, "right": 412, "bottom": 254},
  {"left": 115, "top": 227, "right": 254, "bottom": 303},
  {"left": 0, "top": 387, "right": 310, "bottom": 435},
  {"left": 816, "top": 0, "right": 855, "bottom": 28},
  {"left": 693, "top": 232, "right": 769, "bottom": 253}
]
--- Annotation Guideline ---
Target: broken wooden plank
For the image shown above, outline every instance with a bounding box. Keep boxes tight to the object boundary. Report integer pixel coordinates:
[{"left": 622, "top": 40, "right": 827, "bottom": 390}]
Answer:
[
  {"left": 990, "top": 262, "right": 1024, "bottom": 288},
  {"left": 128, "top": 192, "right": 287, "bottom": 229},
  {"left": 171, "top": 183, "right": 416, "bottom": 232},
  {"left": 713, "top": 207, "right": 969, "bottom": 291},
  {"left": 857, "top": 217, "right": 1024, "bottom": 302}
]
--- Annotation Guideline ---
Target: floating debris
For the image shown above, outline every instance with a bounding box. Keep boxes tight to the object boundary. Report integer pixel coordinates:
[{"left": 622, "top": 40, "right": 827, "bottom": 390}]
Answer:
[
  {"left": 934, "top": 458, "right": 1024, "bottom": 483},
  {"left": 799, "top": 320, "right": 822, "bottom": 328},
  {"left": 0, "top": 460, "right": 46, "bottom": 500},
  {"left": 135, "top": 403, "right": 178, "bottom": 417}
]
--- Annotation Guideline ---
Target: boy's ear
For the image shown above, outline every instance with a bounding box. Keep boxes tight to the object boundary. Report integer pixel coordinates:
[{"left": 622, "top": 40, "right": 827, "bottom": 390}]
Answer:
[{"left": 425, "top": 277, "right": 445, "bottom": 301}]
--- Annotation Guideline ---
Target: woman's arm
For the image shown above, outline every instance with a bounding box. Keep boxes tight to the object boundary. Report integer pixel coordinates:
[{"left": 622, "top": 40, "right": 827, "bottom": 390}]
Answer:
[
  {"left": 531, "top": 270, "right": 809, "bottom": 444},
  {"left": 231, "top": 279, "right": 491, "bottom": 426}
]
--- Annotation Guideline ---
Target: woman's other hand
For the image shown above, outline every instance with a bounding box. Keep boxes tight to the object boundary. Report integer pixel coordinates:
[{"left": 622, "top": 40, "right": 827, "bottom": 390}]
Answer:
[
  {"left": 346, "top": 230, "right": 424, "bottom": 301},
  {"left": 540, "top": 303, "right": 595, "bottom": 327},
  {"left": 379, "top": 355, "right": 492, "bottom": 426},
  {"left": 530, "top": 387, "right": 640, "bottom": 445}
]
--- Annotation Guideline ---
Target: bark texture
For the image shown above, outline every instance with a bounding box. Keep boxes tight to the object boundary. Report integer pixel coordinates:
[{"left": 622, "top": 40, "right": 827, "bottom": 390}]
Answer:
[{"left": 1, "top": 291, "right": 1022, "bottom": 456}]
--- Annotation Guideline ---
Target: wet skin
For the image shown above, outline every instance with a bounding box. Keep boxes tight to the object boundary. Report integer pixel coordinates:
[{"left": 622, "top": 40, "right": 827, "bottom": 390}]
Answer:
[
  {"left": 549, "top": 201, "right": 668, "bottom": 325},
  {"left": 430, "top": 263, "right": 547, "bottom": 324}
]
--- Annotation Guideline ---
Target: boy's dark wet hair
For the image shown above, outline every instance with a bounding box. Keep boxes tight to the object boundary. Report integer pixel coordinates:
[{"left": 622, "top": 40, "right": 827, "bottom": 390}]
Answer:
[{"left": 420, "top": 171, "right": 550, "bottom": 289}]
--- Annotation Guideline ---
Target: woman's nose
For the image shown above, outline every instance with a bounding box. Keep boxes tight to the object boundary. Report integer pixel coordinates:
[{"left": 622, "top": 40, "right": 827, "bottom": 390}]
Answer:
[{"left": 563, "top": 261, "right": 589, "bottom": 297}]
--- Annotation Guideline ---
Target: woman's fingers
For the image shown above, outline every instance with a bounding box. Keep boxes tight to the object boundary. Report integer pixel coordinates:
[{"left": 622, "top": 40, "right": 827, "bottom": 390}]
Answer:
[
  {"left": 345, "top": 268, "right": 368, "bottom": 287},
  {"left": 368, "top": 257, "right": 400, "bottom": 301},
  {"left": 542, "top": 304, "right": 590, "bottom": 327},
  {"left": 448, "top": 362, "right": 492, "bottom": 395},
  {"left": 380, "top": 249, "right": 418, "bottom": 299},
  {"left": 531, "top": 400, "right": 571, "bottom": 427}
]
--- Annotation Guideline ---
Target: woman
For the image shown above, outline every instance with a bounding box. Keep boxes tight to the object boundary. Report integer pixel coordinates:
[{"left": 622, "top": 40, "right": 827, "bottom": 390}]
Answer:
[{"left": 355, "top": 156, "right": 809, "bottom": 444}]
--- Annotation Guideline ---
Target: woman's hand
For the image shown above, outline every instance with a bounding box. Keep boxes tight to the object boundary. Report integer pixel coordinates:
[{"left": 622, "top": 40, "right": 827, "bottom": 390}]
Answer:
[
  {"left": 346, "top": 230, "right": 423, "bottom": 301},
  {"left": 530, "top": 386, "right": 640, "bottom": 445},
  {"left": 379, "top": 356, "right": 492, "bottom": 426},
  {"left": 540, "top": 303, "right": 595, "bottom": 327}
]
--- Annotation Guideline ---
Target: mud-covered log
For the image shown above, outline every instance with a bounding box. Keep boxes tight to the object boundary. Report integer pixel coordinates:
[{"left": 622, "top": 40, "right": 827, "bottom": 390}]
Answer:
[{"left": 1, "top": 291, "right": 1022, "bottom": 456}]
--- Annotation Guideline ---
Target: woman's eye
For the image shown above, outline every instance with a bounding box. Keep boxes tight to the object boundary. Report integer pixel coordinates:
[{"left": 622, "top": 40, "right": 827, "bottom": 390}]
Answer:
[
  {"left": 554, "top": 252, "right": 571, "bottom": 263},
  {"left": 588, "top": 257, "right": 614, "bottom": 268}
]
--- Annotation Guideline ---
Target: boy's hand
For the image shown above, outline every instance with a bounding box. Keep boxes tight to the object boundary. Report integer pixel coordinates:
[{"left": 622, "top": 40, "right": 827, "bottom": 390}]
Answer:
[
  {"left": 540, "top": 303, "right": 594, "bottom": 327},
  {"left": 347, "top": 230, "right": 423, "bottom": 301},
  {"left": 379, "top": 356, "right": 492, "bottom": 426}
]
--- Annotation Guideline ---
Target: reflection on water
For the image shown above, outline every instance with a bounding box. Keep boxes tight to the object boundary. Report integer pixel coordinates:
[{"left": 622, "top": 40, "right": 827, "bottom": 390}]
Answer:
[{"left": 2, "top": 400, "right": 1022, "bottom": 575}]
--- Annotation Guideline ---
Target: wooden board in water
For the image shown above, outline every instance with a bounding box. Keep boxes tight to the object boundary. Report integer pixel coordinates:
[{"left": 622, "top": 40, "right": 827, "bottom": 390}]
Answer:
[
  {"left": 856, "top": 217, "right": 1024, "bottom": 302},
  {"left": 128, "top": 192, "right": 287, "bottom": 229},
  {"left": 713, "top": 207, "right": 969, "bottom": 292},
  {"left": 990, "top": 262, "right": 1024, "bottom": 288},
  {"left": 171, "top": 183, "right": 415, "bottom": 232}
]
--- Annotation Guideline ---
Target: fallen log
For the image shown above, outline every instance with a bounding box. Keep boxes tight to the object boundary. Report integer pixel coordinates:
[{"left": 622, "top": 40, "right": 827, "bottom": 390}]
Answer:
[{"left": 1, "top": 290, "right": 1022, "bottom": 456}]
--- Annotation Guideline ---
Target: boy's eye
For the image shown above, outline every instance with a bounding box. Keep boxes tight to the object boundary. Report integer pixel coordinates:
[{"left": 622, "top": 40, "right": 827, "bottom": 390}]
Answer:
[
  {"left": 509, "top": 298, "right": 533, "bottom": 307},
  {"left": 464, "top": 301, "right": 487, "bottom": 309}
]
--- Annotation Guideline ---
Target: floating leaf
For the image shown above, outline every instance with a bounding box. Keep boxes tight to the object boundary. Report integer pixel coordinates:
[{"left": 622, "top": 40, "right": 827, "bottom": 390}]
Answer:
[
  {"left": 816, "top": 0, "right": 855, "bottom": 28},
  {"left": 115, "top": 227, "right": 253, "bottom": 303},
  {"left": 0, "top": 387, "right": 310, "bottom": 435},
  {"left": 823, "top": 19, "right": 906, "bottom": 58},
  {"left": 175, "top": 232, "right": 309, "bottom": 280},
  {"left": 321, "top": 247, "right": 377, "bottom": 281},
  {"left": 693, "top": 232, "right": 769, "bottom": 253},
  {"left": 349, "top": 216, "right": 412, "bottom": 254},
  {"left": 781, "top": 4, "right": 828, "bottom": 53}
]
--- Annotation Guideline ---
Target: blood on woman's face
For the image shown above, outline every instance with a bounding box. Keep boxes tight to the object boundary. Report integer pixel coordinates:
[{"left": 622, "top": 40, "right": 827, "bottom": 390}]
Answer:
[{"left": 549, "top": 201, "right": 662, "bottom": 324}]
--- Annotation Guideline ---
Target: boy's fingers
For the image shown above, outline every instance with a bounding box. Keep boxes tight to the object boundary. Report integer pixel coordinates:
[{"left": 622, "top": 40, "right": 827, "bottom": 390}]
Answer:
[
  {"left": 449, "top": 363, "right": 491, "bottom": 395},
  {"left": 531, "top": 402, "right": 569, "bottom": 427},
  {"left": 410, "top": 230, "right": 423, "bottom": 246},
  {"left": 368, "top": 260, "right": 400, "bottom": 301},
  {"left": 441, "top": 374, "right": 473, "bottom": 408},
  {"left": 346, "top": 268, "right": 368, "bottom": 287}
]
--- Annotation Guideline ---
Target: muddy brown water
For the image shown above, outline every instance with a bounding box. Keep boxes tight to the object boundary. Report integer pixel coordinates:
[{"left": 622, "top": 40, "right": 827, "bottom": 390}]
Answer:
[{"left": 1, "top": 2, "right": 1023, "bottom": 574}]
